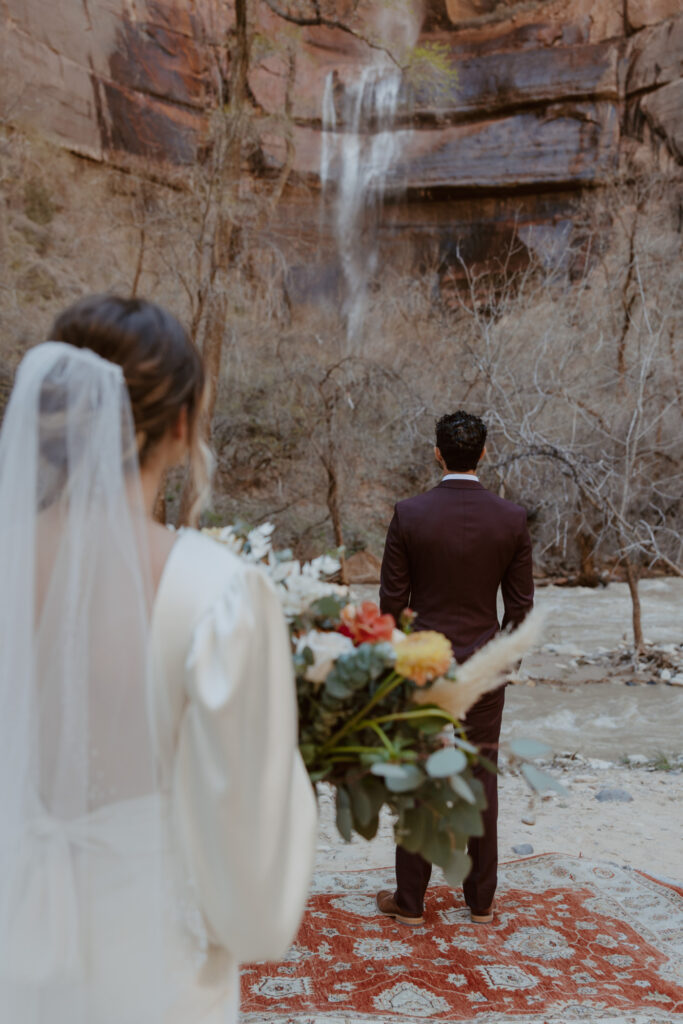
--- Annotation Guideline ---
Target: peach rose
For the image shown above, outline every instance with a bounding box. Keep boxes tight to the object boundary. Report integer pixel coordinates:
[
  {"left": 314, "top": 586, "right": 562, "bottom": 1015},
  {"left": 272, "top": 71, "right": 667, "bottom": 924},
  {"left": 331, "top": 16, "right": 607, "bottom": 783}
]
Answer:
[{"left": 340, "top": 601, "right": 396, "bottom": 646}]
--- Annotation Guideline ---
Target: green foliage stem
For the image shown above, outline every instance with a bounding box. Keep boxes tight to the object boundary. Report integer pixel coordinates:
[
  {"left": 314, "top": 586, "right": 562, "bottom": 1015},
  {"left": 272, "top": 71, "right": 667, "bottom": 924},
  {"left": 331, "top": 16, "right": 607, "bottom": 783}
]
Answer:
[{"left": 319, "top": 670, "right": 403, "bottom": 753}]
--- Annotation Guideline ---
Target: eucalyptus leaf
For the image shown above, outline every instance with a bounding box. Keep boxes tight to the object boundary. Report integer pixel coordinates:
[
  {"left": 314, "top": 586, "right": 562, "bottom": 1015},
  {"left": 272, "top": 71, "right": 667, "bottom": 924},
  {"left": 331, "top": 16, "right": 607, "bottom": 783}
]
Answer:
[
  {"left": 301, "top": 646, "right": 315, "bottom": 666},
  {"left": 426, "top": 747, "right": 467, "bottom": 778},
  {"left": 370, "top": 762, "right": 409, "bottom": 779},
  {"left": 371, "top": 641, "right": 397, "bottom": 669},
  {"left": 328, "top": 644, "right": 395, "bottom": 692},
  {"left": 372, "top": 762, "right": 425, "bottom": 793},
  {"left": 422, "top": 827, "right": 452, "bottom": 868},
  {"left": 509, "top": 737, "right": 552, "bottom": 760},
  {"left": 467, "top": 775, "right": 487, "bottom": 808},
  {"left": 443, "top": 800, "right": 485, "bottom": 837},
  {"left": 442, "top": 849, "right": 472, "bottom": 887},
  {"left": 521, "top": 763, "right": 568, "bottom": 795},
  {"left": 332, "top": 660, "right": 353, "bottom": 681},
  {"left": 364, "top": 775, "right": 387, "bottom": 816},
  {"left": 477, "top": 754, "right": 498, "bottom": 775},
  {"left": 348, "top": 780, "right": 372, "bottom": 827},
  {"left": 386, "top": 767, "right": 425, "bottom": 794},
  {"left": 354, "top": 814, "right": 380, "bottom": 841},
  {"left": 449, "top": 773, "right": 476, "bottom": 804},
  {"left": 311, "top": 595, "right": 346, "bottom": 619},
  {"left": 325, "top": 676, "right": 353, "bottom": 700},
  {"left": 335, "top": 786, "right": 353, "bottom": 842},
  {"left": 452, "top": 737, "right": 478, "bottom": 754},
  {"left": 348, "top": 774, "right": 385, "bottom": 828}
]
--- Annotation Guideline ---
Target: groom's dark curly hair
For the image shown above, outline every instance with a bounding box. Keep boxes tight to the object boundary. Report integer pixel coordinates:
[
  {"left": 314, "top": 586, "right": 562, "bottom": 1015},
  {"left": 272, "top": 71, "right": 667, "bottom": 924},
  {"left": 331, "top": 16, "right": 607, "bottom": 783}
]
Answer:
[{"left": 435, "top": 411, "right": 487, "bottom": 471}]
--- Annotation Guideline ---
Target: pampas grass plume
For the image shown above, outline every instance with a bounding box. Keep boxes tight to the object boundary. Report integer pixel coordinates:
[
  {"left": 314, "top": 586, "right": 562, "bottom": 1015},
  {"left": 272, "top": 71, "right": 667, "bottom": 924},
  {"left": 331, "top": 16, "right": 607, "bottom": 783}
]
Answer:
[{"left": 413, "top": 610, "right": 544, "bottom": 720}]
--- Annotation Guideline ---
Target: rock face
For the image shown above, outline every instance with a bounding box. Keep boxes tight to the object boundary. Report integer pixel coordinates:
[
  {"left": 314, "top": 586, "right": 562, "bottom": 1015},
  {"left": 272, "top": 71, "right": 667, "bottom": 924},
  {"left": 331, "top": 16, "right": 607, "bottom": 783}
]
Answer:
[
  {"left": 1, "top": 0, "right": 218, "bottom": 164},
  {"left": 2, "top": 0, "right": 681, "bottom": 269}
]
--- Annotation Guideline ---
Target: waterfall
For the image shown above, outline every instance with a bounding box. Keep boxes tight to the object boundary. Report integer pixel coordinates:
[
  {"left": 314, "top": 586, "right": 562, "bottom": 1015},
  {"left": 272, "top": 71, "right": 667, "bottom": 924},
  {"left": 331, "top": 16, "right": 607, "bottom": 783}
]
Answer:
[{"left": 320, "top": 67, "right": 407, "bottom": 343}]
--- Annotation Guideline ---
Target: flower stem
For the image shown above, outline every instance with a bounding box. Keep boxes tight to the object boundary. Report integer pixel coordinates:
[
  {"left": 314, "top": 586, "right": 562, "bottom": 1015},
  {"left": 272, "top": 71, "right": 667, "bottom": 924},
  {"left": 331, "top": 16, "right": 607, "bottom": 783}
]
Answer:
[
  {"left": 363, "top": 720, "right": 396, "bottom": 755},
  {"left": 320, "top": 671, "right": 403, "bottom": 752},
  {"left": 326, "top": 744, "right": 388, "bottom": 755},
  {"left": 326, "top": 755, "right": 367, "bottom": 764},
  {"left": 372, "top": 708, "right": 459, "bottom": 726}
]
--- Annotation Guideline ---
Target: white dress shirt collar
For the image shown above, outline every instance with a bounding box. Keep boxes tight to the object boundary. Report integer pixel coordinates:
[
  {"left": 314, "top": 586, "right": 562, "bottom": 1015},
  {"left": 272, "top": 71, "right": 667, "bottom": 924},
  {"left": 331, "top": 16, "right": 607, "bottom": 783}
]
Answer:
[{"left": 442, "top": 473, "right": 479, "bottom": 482}]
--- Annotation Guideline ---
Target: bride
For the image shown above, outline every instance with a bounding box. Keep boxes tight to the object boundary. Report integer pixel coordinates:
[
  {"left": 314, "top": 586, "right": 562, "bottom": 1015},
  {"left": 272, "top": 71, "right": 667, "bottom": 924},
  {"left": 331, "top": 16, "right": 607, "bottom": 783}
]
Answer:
[{"left": 0, "top": 295, "right": 317, "bottom": 1023}]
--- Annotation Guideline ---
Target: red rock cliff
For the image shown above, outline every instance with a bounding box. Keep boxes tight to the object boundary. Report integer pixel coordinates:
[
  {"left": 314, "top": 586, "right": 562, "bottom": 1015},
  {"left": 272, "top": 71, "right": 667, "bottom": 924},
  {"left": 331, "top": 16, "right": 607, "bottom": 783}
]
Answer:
[{"left": 2, "top": 1, "right": 681, "bottom": 268}]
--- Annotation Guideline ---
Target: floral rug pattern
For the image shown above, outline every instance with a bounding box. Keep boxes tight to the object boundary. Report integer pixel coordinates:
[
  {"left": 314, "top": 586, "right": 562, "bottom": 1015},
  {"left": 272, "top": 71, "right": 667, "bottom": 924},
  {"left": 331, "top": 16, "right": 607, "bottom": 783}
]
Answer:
[{"left": 242, "top": 854, "right": 683, "bottom": 1023}]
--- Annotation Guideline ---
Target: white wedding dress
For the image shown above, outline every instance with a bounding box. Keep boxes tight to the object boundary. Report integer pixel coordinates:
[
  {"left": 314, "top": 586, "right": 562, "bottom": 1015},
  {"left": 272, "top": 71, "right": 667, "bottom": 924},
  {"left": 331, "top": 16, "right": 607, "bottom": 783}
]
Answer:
[
  {"left": 0, "top": 343, "right": 317, "bottom": 1024},
  {"left": 150, "top": 528, "right": 318, "bottom": 1023}
]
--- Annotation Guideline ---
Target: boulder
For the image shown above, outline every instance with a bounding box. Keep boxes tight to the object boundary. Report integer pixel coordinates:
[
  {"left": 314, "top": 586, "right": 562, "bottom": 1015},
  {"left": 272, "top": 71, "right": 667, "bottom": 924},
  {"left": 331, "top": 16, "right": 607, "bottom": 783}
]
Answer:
[{"left": 344, "top": 551, "right": 382, "bottom": 585}]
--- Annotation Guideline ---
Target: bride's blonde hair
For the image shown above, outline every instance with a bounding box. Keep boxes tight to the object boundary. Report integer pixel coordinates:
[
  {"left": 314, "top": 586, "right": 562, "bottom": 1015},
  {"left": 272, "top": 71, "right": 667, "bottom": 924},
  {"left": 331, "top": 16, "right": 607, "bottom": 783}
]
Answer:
[{"left": 50, "top": 294, "right": 212, "bottom": 524}]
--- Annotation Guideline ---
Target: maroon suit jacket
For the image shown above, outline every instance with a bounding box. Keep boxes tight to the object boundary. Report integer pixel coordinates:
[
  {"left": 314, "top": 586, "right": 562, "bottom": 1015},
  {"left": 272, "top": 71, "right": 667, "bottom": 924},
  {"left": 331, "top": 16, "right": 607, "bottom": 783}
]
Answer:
[{"left": 379, "top": 479, "right": 534, "bottom": 662}]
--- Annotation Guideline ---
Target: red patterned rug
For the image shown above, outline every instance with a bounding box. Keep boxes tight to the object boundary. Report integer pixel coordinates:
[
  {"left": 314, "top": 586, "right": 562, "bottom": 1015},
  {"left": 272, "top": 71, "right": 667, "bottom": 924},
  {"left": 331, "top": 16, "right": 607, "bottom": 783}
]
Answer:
[{"left": 242, "top": 854, "right": 683, "bottom": 1023}]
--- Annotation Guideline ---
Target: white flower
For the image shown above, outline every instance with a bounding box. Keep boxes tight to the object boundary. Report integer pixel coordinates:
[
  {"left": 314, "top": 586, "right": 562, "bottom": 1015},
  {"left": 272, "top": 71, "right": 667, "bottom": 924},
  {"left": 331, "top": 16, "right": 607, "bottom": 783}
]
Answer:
[
  {"left": 266, "top": 553, "right": 299, "bottom": 583},
  {"left": 246, "top": 523, "right": 275, "bottom": 561},
  {"left": 297, "top": 630, "right": 354, "bottom": 684},
  {"left": 274, "top": 561, "right": 348, "bottom": 619},
  {"left": 204, "top": 526, "right": 245, "bottom": 555},
  {"left": 306, "top": 554, "right": 341, "bottom": 577},
  {"left": 202, "top": 524, "right": 348, "bottom": 618}
]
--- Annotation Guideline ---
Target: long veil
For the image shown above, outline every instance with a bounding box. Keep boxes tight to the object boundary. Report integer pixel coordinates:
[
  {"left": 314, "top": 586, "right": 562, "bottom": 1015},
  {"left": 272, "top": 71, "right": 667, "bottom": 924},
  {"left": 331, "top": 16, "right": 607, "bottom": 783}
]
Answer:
[{"left": 0, "top": 343, "right": 167, "bottom": 1022}]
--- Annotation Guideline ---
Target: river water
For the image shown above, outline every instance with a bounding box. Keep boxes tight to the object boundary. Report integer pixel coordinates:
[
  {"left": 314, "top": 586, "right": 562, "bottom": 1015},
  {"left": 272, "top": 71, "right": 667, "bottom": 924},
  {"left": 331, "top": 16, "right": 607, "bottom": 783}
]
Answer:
[{"left": 353, "top": 578, "right": 683, "bottom": 761}]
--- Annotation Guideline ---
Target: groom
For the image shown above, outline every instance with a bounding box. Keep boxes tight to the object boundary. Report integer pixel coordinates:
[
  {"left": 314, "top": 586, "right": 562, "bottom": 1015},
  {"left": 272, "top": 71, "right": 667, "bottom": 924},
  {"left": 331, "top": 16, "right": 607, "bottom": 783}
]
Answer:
[{"left": 376, "top": 411, "right": 534, "bottom": 925}]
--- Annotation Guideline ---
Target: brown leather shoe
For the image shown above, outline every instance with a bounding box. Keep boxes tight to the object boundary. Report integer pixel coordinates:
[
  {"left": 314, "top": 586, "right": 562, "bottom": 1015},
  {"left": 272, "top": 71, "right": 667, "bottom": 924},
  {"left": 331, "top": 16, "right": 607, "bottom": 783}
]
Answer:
[
  {"left": 470, "top": 905, "right": 494, "bottom": 924},
  {"left": 376, "top": 889, "right": 424, "bottom": 926}
]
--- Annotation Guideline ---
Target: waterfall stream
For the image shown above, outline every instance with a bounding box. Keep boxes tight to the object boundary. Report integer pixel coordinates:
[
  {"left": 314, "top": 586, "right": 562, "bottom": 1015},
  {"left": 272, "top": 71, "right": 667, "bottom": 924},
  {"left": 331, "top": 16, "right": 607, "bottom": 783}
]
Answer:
[{"left": 320, "top": 67, "right": 409, "bottom": 343}]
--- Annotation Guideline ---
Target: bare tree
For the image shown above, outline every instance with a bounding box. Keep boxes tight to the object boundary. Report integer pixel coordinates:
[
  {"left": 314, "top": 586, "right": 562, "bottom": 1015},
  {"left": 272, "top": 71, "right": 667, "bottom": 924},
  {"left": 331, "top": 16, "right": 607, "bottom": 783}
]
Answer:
[{"left": 443, "top": 179, "right": 682, "bottom": 652}]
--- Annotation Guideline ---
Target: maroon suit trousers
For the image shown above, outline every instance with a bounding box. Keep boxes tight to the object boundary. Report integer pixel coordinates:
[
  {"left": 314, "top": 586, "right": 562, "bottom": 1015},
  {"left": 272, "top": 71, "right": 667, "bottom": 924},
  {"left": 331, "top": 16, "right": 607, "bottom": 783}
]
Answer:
[{"left": 395, "top": 684, "right": 506, "bottom": 916}]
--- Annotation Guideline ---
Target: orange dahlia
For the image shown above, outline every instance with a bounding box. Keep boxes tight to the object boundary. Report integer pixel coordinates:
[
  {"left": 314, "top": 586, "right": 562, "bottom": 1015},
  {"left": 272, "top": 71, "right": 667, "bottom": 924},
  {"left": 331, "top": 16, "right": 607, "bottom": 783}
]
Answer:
[{"left": 394, "top": 630, "right": 453, "bottom": 687}]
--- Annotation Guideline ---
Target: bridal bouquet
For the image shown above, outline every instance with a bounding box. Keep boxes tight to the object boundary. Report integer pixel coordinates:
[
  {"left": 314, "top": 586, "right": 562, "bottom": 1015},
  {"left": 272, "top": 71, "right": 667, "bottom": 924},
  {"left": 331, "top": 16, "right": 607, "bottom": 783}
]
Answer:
[{"left": 204, "top": 523, "right": 549, "bottom": 885}]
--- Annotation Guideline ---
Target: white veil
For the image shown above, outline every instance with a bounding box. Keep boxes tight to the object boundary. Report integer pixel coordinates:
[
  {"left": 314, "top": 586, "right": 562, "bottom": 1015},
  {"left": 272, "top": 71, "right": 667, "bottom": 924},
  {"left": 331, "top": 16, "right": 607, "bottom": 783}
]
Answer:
[{"left": 0, "top": 343, "right": 167, "bottom": 1023}]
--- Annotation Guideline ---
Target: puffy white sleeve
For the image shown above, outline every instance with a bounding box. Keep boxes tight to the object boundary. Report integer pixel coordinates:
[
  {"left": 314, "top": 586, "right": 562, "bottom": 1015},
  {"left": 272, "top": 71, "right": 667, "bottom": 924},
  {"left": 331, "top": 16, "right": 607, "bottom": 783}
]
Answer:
[{"left": 172, "top": 564, "right": 317, "bottom": 963}]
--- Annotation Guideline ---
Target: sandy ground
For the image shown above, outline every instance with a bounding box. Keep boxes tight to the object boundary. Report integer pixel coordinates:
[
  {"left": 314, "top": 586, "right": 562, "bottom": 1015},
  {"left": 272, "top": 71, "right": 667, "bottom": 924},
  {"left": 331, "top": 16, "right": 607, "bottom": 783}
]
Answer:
[
  {"left": 318, "top": 579, "right": 683, "bottom": 886},
  {"left": 316, "top": 757, "right": 682, "bottom": 888}
]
